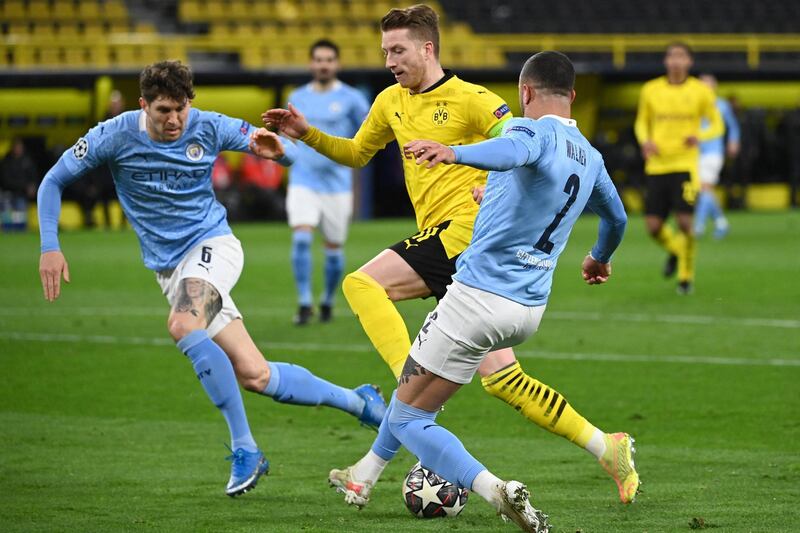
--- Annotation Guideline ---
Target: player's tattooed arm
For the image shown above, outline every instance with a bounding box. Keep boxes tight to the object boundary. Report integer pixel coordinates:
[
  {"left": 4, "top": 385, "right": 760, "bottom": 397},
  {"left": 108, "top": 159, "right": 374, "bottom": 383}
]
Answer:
[
  {"left": 174, "top": 278, "right": 223, "bottom": 326},
  {"left": 398, "top": 356, "right": 428, "bottom": 386}
]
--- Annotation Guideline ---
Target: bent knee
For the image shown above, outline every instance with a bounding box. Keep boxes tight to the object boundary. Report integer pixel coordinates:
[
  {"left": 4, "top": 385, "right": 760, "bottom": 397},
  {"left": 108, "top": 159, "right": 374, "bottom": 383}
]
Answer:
[
  {"left": 167, "top": 315, "right": 202, "bottom": 342},
  {"left": 240, "top": 373, "right": 268, "bottom": 393},
  {"left": 343, "top": 271, "right": 376, "bottom": 299}
]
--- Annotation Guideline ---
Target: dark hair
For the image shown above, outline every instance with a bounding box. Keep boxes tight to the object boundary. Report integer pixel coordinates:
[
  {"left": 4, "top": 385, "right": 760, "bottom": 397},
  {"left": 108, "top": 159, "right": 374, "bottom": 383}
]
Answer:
[
  {"left": 380, "top": 4, "right": 440, "bottom": 57},
  {"left": 520, "top": 51, "right": 575, "bottom": 97},
  {"left": 310, "top": 39, "right": 340, "bottom": 58},
  {"left": 139, "top": 60, "right": 195, "bottom": 104},
  {"left": 666, "top": 41, "right": 694, "bottom": 58}
]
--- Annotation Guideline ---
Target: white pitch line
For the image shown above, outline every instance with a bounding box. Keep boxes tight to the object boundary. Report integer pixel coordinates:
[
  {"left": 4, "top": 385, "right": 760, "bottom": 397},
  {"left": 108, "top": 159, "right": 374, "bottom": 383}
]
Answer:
[
  {"left": 0, "top": 306, "right": 798, "bottom": 329},
  {"left": 1, "top": 331, "right": 798, "bottom": 368}
]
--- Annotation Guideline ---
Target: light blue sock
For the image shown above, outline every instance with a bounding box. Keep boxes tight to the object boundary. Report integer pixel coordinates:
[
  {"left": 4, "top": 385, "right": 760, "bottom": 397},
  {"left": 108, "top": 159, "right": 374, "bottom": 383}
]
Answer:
[
  {"left": 388, "top": 398, "right": 485, "bottom": 489},
  {"left": 706, "top": 190, "right": 724, "bottom": 222},
  {"left": 177, "top": 330, "right": 258, "bottom": 453},
  {"left": 291, "top": 230, "right": 313, "bottom": 306},
  {"left": 694, "top": 191, "right": 711, "bottom": 234},
  {"left": 262, "top": 361, "right": 364, "bottom": 416},
  {"left": 371, "top": 391, "right": 401, "bottom": 461},
  {"left": 323, "top": 247, "right": 344, "bottom": 306}
]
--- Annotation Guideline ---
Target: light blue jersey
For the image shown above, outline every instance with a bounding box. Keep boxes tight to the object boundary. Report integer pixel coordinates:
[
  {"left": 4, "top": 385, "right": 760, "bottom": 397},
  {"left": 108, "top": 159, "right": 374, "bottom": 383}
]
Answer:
[
  {"left": 288, "top": 81, "right": 370, "bottom": 193},
  {"left": 453, "top": 116, "right": 627, "bottom": 306},
  {"left": 700, "top": 97, "right": 740, "bottom": 156},
  {"left": 40, "top": 108, "right": 281, "bottom": 270}
]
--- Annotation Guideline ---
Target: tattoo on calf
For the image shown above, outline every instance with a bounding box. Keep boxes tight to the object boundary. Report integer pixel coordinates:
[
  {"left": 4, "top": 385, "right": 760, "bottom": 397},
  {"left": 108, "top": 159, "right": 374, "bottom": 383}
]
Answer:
[
  {"left": 399, "top": 356, "right": 427, "bottom": 385},
  {"left": 174, "top": 278, "right": 223, "bottom": 326}
]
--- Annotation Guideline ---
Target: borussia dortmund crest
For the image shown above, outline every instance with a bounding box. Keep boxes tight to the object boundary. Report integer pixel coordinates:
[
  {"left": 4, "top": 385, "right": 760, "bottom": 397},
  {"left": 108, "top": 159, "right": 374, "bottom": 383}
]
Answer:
[
  {"left": 432, "top": 101, "right": 449, "bottom": 126},
  {"left": 185, "top": 143, "right": 204, "bottom": 161}
]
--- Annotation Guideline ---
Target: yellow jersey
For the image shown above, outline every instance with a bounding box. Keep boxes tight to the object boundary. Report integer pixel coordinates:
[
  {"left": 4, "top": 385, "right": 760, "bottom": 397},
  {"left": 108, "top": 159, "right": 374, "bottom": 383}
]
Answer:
[
  {"left": 300, "top": 72, "right": 511, "bottom": 232},
  {"left": 634, "top": 75, "right": 723, "bottom": 178}
]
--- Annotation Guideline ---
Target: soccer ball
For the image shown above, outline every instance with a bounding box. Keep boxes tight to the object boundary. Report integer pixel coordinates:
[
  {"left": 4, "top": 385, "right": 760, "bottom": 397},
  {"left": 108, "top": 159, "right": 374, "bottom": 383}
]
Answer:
[{"left": 402, "top": 462, "right": 469, "bottom": 518}]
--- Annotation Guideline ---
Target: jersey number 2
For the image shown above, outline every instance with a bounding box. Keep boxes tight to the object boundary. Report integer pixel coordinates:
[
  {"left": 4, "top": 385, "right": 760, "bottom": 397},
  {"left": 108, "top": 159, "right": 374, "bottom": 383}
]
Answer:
[{"left": 534, "top": 174, "right": 580, "bottom": 254}]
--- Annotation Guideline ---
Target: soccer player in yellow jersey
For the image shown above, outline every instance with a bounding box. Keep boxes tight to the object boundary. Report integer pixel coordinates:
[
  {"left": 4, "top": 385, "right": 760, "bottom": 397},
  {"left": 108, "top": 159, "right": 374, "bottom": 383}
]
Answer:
[
  {"left": 260, "top": 4, "right": 639, "bottom": 504},
  {"left": 635, "top": 42, "right": 723, "bottom": 294}
]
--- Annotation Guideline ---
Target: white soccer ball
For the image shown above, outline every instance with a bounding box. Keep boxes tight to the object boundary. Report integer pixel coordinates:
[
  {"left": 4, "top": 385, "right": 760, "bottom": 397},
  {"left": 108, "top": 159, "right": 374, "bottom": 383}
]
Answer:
[{"left": 402, "top": 462, "right": 469, "bottom": 518}]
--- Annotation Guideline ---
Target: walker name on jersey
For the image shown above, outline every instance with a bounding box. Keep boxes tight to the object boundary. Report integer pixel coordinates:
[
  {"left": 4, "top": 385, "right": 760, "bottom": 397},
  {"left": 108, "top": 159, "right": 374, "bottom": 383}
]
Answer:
[
  {"left": 131, "top": 168, "right": 208, "bottom": 191},
  {"left": 516, "top": 249, "right": 555, "bottom": 271},
  {"left": 566, "top": 139, "right": 586, "bottom": 166}
]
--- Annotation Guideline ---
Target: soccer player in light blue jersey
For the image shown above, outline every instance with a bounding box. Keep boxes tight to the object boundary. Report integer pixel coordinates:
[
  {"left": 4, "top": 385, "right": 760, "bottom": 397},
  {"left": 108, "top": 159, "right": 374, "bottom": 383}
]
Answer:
[
  {"left": 286, "top": 39, "right": 370, "bottom": 325},
  {"left": 326, "top": 52, "right": 636, "bottom": 532},
  {"left": 36, "top": 61, "right": 386, "bottom": 497},
  {"left": 695, "top": 73, "right": 741, "bottom": 238}
]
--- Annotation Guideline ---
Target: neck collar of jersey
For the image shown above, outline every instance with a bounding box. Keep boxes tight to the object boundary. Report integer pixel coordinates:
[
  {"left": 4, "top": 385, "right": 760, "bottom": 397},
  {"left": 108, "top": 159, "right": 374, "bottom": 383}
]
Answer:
[
  {"left": 420, "top": 69, "right": 455, "bottom": 94},
  {"left": 311, "top": 79, "right": 341, "bottom": 93},
  {"left": 540, "top": 114, "right": 577, "bottom": 127}
]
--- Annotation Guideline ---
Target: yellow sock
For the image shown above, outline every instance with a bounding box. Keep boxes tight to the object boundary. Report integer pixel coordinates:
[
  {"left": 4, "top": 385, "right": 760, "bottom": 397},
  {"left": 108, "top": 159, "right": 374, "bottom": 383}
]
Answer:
[
  {"left": 654, "top": 225, "right": 682, "bottom": 257},
  {"left": 482, "top": 362, "right": 596, "bottom": 448},
  {"left": 678, "top": 231, "right": 696, "bottom": 282},
  {"left": 342, "top": 271, "right": 410, "bottom": 378}
]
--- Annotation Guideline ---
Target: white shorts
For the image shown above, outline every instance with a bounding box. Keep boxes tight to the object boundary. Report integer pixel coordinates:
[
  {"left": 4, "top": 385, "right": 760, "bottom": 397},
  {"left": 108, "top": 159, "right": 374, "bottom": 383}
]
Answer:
[
  {"left": 698, "top": 153, "right": 725, "bottom": 185},
  {"left": 286, "top": 185, "right": 352, "bottom": 245},
  {"left": 155, "top": 234, "right": 243, "bottom": 338},
  {"left": 409, "top": 280, "right": 546, "bottom": 385}
]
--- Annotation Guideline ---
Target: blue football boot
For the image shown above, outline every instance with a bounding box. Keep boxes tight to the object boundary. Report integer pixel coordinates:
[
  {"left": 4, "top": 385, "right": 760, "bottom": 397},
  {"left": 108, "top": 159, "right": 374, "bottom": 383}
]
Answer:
[
  {"left": 354, "top": 384, "right": 387, "bottom": 431},
  {"left": 224, "top": 446, "right": 269, "bottom": 497}
]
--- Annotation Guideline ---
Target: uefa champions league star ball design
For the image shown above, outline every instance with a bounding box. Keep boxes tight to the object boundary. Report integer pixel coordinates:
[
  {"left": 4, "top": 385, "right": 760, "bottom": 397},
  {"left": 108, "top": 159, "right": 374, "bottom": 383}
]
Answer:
[{"left": 402, "top": 462, "right": 469, "bottom": 518}]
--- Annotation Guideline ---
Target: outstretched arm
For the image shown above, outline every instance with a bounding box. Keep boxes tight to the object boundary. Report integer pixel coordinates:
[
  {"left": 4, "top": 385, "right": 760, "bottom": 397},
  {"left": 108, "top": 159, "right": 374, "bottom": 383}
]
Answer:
[
  {"left": 405, "top": 136, "right": 533, "bottom": 171},
  {"left": 248, "top": 128, "right": 298, "bottom": 167},
  {"left": 38, "top": 158, "right": 81, "bottom": 301}
]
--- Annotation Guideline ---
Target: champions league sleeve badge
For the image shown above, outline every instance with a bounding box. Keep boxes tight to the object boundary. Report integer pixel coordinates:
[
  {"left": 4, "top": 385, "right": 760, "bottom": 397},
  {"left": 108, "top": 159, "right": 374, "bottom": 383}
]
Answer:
[
  {"left": 72, "top": 137, "right": 89, "bottom": 160},
  {"left": 185, "top": 143, "right": 204, "bottom": 161}
]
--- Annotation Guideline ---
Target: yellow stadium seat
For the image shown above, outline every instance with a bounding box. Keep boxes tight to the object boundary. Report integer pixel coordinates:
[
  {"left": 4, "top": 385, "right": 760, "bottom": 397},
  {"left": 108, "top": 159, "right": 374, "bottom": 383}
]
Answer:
[
  {"left": 31, "top": 23, "right": 57, "bottom": 42},
  {"left": 138, "top": 44, "right": 162, "bottom": 65},
  {"left": 78, "top": 1, "right": 103, "bottom": 21},
  {"left": 205, "top": 0, "right": 227, "bottom": 21},
  {"left": 83, "top": 21, "right": 105, "bottom": 37},
  {"left": 56, "top": 23, "right": 82, "bottom": 41},
  {"left": 6, "top": 23, "right": 31, "bottom": 36},
  {"left": 135, "top": 22, "right": 157, "bottom": 34},
  {"left": 102, "top": 0, "right": 128, "bottom": 22},
  {"left": 27, "top": 0, "right": 52, "bottom": 22},
  {"left": 178, "top": 0, "right": 204, "bottom": 23},
  {"left": 13, "top": 46, "right": 37, "bottom": 68},
  {"left": 274, "top": 0, "right": 300, "bottom": 22},
  {"left": 369, "top": 1, "right": 392, "bottom": 20},
  {"left": 64, "top": 46, "right": 88, "bottom": 66},
  {"left": 52, "top": 0, "right": 78, "bottom": 21},
  {"left": 251, "top": 0, "right": 274, "bottom": 20},
  {"left": 229, "top": 0, "right": 252, "bottom": 21},
  {"left": 2, "top": 1, "right": 28, "bottom": 22},
  {"left": 113, "top": 45, "right": 138, "bottom": 67},
  {"left": 39, "top": 47, "right": 64, "bottom": 67},
  {"left": 87, "top": 44, "right": 111, "bottom": 67},
  {"left": 108, "top": 21, "right": 130, "bottom": 34}
]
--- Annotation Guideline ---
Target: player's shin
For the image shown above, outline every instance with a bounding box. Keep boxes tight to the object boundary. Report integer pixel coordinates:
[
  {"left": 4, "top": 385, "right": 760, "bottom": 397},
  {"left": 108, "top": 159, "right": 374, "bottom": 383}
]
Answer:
[
  {"left": 177, "top": 330, "right": 257, "bottom": 452},
  {"left": 388, "top": 398, "right": 485, "bottom": 490},
  {"left": 342, "top": 271, "right": 411, "bottom": 378},
  {"left": 653, "top": 225, "right": 682, "bottom": 256},
  {"left": 261, "top": 361, "right": 364, "bottom": 415},
  {"left": 482, "top": 362, "right": 604, "bottom": 457},
  {"left": 678, "top": 231, "right": 696, "bottom": 283},
  {"left": 291, "top": 230, "right": 313, "bottom": 306},
  {"left": 323, "top": 248, "right": 344, "bottom": 306}
]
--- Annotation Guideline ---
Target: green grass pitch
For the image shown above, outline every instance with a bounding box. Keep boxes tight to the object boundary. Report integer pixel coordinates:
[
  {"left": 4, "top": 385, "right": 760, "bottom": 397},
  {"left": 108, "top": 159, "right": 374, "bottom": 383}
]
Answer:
[{"left": 1, "top": 212, "right": 799, "bottom": 532}]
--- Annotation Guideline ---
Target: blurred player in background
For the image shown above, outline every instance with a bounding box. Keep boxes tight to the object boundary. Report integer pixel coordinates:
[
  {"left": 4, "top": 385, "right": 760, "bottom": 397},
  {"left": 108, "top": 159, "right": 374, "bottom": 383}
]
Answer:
[
  {"left": 37, "top": 60, "right": 385, "bottom": 498},
  {"left": 695, "top": 73, "right": 740, "bottom": 238},
  {"left": 286, "top": 39, "right": 370, "bottom": 325},
  {"left": 325, "top": 51, "right": 632, "bottom": 532},
  {"left": 635, "top": 42, "right": 723, "bottom": 294},
  {"left": 261, "top": 4, "right": 638, "bottom": 506}
]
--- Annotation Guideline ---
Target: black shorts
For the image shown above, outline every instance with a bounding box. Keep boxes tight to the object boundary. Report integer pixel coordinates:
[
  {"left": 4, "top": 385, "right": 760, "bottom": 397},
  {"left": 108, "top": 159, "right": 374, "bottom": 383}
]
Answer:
[
  {"left": 644, "top": 172, "right": 696, "bottom": 219},
  {"left": 388, "top": 220, "right": 458, "bottom": 300}
]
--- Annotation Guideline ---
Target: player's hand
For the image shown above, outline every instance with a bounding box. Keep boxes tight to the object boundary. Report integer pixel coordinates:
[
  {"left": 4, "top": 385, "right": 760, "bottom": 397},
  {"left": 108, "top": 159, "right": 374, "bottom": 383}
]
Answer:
[
  {"left": 641, "top": 141, "right": 659, "bottom": 160},
  {"left": 727, "top": 140, "right": 741, "bottom": 158},
  {"left": 248, "top": 128, "right": 285, "bottom": 160},
  {"left": 472, "top": 185, "right": 486, "bottom": 205},
  {"left": 39, "top": 250, "right": 70, "bottom": 301},
  {"left": 403, "top": 140, "right": 455, "bottom": 168},
  {"left": 581, "top": 254, "right": 611, "bottom": 285},
  {"left": 261, "top": 103, "right": 309, "bottom": 139},
  {"left": 684, "top": 135, "right": 699, "bottom": 147}
]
